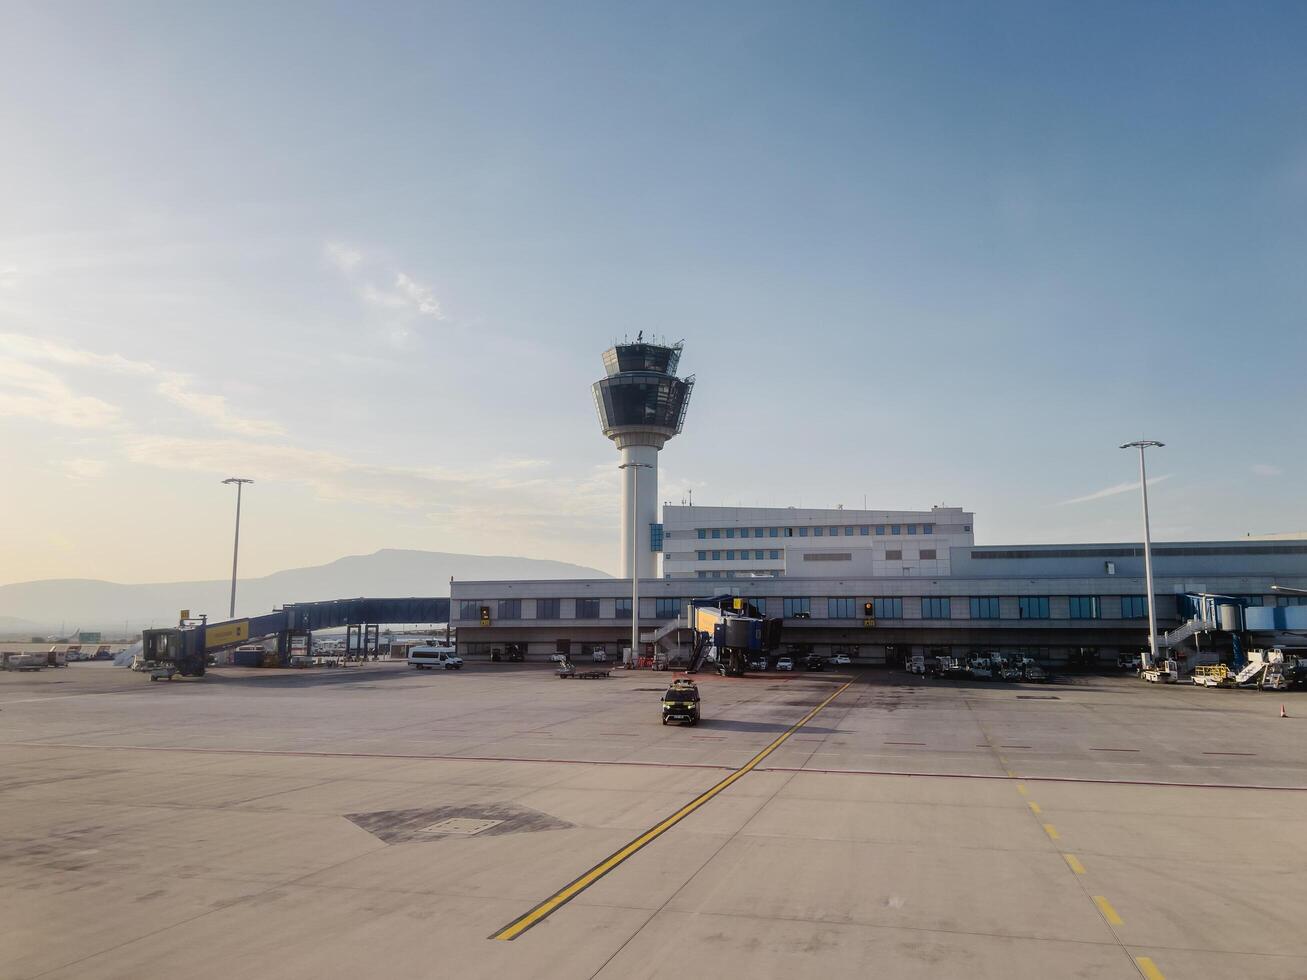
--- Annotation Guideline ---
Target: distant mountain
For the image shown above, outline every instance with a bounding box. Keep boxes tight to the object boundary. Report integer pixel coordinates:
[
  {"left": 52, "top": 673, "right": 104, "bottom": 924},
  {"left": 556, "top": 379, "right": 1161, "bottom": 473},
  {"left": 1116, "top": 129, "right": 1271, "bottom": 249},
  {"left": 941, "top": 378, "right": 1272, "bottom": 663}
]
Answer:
[{"left": 0, "top": 549, "right": 610, "bottom": 634}]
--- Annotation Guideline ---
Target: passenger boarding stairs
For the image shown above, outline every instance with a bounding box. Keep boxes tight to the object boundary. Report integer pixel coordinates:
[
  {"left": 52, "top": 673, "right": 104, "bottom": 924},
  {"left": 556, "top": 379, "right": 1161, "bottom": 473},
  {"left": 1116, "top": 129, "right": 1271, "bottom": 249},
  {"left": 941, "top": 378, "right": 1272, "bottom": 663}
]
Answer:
[
  {"left": 642, "top": 617, "right": 694, "bottom": 669},
  {"left": 1161, "top": 616, "right": 1218, "bottom": 650},
  {"left": 1235, "top": 661, "right": 1267, "bottom": 686}
]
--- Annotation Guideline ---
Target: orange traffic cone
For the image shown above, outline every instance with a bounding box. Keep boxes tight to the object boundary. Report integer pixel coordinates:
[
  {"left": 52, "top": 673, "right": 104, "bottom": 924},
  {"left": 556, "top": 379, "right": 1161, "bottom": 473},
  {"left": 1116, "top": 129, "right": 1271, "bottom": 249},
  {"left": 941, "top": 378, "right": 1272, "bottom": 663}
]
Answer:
[{"left": 1281, "top": 704, "right": 1288, "bottom": 718}]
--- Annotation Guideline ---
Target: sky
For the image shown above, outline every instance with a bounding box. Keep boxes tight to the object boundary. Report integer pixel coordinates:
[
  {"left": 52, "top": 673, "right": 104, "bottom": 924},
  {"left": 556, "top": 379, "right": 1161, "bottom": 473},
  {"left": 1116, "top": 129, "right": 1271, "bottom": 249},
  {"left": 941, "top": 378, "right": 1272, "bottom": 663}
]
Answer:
[{"left": 2, "top": 1, "right": 1305, "bottom": 585}]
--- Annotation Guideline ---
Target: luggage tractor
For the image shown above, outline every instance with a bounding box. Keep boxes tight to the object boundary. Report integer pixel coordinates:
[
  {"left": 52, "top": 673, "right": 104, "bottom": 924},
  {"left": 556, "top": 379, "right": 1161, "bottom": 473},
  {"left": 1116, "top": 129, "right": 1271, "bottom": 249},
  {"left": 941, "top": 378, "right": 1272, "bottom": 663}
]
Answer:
[{"left": 687, "top": 595, "right": 784, "bottom": 677}]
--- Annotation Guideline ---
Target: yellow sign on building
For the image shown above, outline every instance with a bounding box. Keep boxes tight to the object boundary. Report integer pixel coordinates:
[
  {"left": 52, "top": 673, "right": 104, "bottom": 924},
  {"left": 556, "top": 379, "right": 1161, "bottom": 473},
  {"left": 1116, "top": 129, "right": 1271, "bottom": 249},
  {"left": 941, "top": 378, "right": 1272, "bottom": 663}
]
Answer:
[{"left": 205, "top": 620, "right": 250, "bottom": 649}]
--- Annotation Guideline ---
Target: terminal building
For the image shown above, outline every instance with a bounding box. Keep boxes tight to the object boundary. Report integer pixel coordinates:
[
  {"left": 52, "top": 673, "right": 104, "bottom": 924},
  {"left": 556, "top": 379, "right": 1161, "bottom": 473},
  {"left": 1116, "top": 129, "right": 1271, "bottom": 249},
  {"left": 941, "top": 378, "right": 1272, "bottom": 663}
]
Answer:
[{"left": 449, "top": 341, "right": 1307, "bottom": 666}]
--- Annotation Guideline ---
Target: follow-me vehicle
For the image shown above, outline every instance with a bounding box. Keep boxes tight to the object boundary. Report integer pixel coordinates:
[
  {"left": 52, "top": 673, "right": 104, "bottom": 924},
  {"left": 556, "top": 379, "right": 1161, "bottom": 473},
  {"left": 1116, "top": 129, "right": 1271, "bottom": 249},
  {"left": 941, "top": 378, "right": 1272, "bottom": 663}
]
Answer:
[
  {"left": 662, "top": 678, "right": 701, "bottom": 725},
  {"left": 407, "top": 644, "right": 463, "bottom": 670}
]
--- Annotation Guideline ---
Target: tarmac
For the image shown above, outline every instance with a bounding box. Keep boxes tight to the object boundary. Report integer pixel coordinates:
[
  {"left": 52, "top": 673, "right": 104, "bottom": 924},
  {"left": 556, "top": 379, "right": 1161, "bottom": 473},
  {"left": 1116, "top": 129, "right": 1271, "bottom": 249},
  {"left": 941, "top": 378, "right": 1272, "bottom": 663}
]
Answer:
[{"left": 1, "top": 660, "right": 1305, "bottom": 979}]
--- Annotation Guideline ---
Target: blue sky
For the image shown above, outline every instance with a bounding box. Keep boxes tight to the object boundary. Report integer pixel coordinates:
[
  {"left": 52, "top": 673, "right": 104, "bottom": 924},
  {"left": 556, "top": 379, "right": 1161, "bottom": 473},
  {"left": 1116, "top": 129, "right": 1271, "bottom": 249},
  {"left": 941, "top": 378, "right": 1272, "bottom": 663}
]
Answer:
[{"left": 2, "top": 1, "right": 1305, "bottom": 583}]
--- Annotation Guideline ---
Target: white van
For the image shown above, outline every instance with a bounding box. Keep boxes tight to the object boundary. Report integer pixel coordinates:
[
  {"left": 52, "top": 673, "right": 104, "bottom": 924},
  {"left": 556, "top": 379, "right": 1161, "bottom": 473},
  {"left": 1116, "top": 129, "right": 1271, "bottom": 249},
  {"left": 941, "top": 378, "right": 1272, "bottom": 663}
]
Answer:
[{"left": 408, "top": 644, "right": 463, "bottom": 670}]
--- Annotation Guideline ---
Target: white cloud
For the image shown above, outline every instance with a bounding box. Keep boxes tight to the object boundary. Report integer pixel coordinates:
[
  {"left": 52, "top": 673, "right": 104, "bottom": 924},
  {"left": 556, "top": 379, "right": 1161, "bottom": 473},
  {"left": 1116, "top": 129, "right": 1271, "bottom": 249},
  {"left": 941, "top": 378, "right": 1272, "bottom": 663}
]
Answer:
[
  {"left": 1057, "top": 474, "right": 1171, "bottom": 506},
  {"left": 323, "top": 241, "right": 363, "bottom": 272},
  {"left": 0, "top": 332, "right": 282, "bottom": 437},
  {"left": 60, "top": 458, "right": 109, "bottom": 481},
  {"left": 323, "top": 241, "right": 447, "bottom": 328},
  {"left": 394, "top": 272, "right": 444, "bottom": 318},
  {"left": 0, "top": 357, "right": 121, "bottom": 428},
  {"left": 1252, "top": 464, "right": 1282, "bottom": 477},
  {"left": 154, "top": 376, "right": 284, "bottom": 437}
]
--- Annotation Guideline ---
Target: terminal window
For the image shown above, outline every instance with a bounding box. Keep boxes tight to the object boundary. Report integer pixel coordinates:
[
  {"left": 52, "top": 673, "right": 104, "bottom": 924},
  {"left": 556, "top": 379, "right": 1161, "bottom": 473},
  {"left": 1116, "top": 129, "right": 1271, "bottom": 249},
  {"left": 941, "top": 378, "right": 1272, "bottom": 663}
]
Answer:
[
  {"left": 919, "top": 549, "right": 936, "bottom": 560},
  {"left": 885, "top": 550, "right": 903, "bottom": 560},
  {"left": 860, "top": 526, "right": 869, "bottom": 535},
  {"left": 576, "top": 598, "right": 600, "bottom": 618},
  {"left": 844, "top": 526, "right": 854, "bottom": 535},
  {"left": 655, "top": 598, "right": 680, "bottom": 618},
  {"left": 697, "top": 529, "right": 706, "bottom": 539},
  {"left": 783, "top": 597, "right": 811, "bottom": 617},
  {"left": 1019, "top": 596, "right": 1051, "bottom": 620},
  {"left": 459, "top": 600, "right": 481, "bottom": 619},
  {"left": 711, "top": 529, "right": 721, "bottom": 538},
  {"left": 921, "top": 597, "right": 950, "bottom": 619},
  {"left": 614, "top": 598, "right": 632, "bottom": 616},
  {"left": 923, "top": 524, "right": 934, "bottom": 534},
  {"left": 907, "top": 524, "right": 917, "bottom": 534},
  {"left": 970, "top": 597, "right": 1001, "bottom": 619},
  {"left": 1068, "top": 596, "right": 1100, "bottom": 619},
  {"left": 726, "top": 550, "right": 735, "bottom": 560},
  {"left": 814, "top": 527, "right": 824, "bottom": 536},
  {"left": 872, "top": 597, "right": 903, "bottom": 619},
  {"left": 828, "top": 597, "right": 857, "bottom": 618},
  {"left": 754, "top": 550, "right": 764, "bottom": 560},
  {"left": 726, "top": 528, "right": 735, "bottom": 538},
  {"left": 769, "top": 549, "right": 780, "bottom": 560},
  {"left": 891, "top": 525, "right": 901, "bottom": 535},
  {"left": 649, "top": 524, "right": 664, "bottom": 551},
  {"left": 799, "top": 527, "right": 809, "bottom": 537},
  {"left": 537, "top": 598, "right": 561, "bottom": 620},
  {"left": 697, "top": 550, "right": 707, "bottom": 560},
  {"left": 770, "top": 527, "right": 779, "bottom": 537},
  {"left": 497, "top": 599, "right": 521, "bottom": 619},
  {"left": 876, "top": 525, "right": 885, "bottom": 535}
]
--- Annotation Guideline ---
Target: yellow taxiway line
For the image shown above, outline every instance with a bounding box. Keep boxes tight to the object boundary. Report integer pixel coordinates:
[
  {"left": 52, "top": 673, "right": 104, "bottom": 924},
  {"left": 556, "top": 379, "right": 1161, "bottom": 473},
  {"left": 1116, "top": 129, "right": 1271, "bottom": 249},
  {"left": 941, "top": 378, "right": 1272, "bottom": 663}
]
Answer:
[{"left": 491, "top": 680, "right": 853, "bottom": 941}]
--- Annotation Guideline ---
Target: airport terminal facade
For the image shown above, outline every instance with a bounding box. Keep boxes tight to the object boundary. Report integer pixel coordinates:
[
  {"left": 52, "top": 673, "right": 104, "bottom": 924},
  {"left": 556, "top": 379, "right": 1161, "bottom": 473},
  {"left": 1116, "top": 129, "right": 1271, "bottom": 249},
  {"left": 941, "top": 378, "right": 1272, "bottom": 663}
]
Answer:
[
  {"left": 450, "top": 504, "right": 1307, "bottom": 665},
  {"left": 450, "top": 342, "right": 1307, "bottom": 666}
]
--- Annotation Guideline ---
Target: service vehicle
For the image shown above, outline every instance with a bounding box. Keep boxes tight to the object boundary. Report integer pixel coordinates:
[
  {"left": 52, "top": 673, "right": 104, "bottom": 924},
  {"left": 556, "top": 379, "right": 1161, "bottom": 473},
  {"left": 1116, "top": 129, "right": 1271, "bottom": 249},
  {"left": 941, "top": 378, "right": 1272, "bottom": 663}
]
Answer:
[
  {"left": 1020, "top": 659, "right": 1049, "bottom": 683},
  {"left": 591, "top": 650, "right": 608, "bottom": 663},
  {"left": 407, "top": 645, "right": 463, "bottom": 670},
  {"left": 803, "top": 655, "right": 825, "bottom": 671},
  {"left": 775, "top": 656, "right": 794, "bottom": 671},
  {"left": 661, "top": 678, "right": 701, "bottom": 725},
  {"left": 830, "top": 654, "right": 852, "bottom": 666},
  {"left": 1193, "top": 664, "right": 1233, "bottom": 688},
  {"left": 966, "top": 657, "right": 994, "bottom": 680},
  {"left": 1117, "top": 653, "right": 1143, "bottom": 672},
  {"left": 549, "top": 652, "right": 568, "bottom": 663}
]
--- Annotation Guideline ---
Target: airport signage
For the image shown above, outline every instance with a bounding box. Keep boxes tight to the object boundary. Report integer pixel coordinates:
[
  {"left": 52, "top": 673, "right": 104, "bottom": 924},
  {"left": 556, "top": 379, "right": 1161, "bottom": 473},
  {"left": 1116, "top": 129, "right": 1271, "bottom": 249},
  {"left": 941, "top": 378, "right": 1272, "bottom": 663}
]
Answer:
[
  {"left": 863, "top": 618, "right": 876, "bottom": 628},
  {"left": 480, "top": 606, "right": 491, "bottom": 626},
  {"left": 206, "top": 620, "right": 250, "bottom": 649}
]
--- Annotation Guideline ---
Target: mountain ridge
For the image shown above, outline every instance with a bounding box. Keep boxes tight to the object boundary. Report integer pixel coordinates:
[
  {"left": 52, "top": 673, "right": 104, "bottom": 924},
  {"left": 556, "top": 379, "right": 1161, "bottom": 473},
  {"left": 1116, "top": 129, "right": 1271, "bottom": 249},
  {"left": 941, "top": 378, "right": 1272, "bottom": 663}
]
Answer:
[{"left": 0, "top": 549, "right": 611, "bottom": 634}]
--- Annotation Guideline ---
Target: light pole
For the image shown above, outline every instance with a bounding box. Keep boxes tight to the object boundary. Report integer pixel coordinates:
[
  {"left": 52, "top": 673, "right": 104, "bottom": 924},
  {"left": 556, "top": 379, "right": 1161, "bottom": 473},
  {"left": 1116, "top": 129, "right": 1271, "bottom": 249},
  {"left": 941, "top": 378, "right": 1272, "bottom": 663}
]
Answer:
[
  {"left": 222, "top": 478, "right": 254, "bottom": 618},
  {"left": 1120, "top": 441, "right": 1163, "bottom": 669},
  {"left": 618, "top": 461, "right": 652, "bottom": 666}
]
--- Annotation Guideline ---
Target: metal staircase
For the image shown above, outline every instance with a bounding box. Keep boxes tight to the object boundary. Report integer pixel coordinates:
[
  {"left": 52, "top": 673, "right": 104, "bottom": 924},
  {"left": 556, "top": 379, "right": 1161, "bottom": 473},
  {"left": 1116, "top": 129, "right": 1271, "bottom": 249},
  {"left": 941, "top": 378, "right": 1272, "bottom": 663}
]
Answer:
[{"left": 1161, "top": 616, "right": 1217, "bottom": 649}]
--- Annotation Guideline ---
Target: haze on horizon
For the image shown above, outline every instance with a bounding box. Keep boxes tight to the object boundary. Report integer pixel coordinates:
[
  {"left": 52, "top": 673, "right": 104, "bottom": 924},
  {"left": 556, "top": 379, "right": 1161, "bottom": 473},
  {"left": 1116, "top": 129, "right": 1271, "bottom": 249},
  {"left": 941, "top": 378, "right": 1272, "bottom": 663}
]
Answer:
[{"left": 2, "top": 2, "right": 1304, "bottom": 587}]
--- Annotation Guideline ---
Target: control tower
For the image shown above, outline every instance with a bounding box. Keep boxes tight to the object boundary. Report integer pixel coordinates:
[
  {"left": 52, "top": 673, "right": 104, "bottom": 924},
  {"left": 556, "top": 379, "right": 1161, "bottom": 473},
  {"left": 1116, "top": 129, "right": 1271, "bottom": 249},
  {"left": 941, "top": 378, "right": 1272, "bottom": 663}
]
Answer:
[{"left": 592, "top": 338, "right": 695, "bottom": 578}]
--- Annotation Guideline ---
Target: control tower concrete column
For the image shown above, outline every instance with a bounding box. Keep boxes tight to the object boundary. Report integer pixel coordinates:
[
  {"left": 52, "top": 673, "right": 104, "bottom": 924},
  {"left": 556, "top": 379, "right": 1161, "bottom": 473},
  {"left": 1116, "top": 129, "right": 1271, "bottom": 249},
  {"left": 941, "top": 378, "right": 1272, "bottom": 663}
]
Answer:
[{"left": 592, "top": 339, "right": 694, "bottom": 579}]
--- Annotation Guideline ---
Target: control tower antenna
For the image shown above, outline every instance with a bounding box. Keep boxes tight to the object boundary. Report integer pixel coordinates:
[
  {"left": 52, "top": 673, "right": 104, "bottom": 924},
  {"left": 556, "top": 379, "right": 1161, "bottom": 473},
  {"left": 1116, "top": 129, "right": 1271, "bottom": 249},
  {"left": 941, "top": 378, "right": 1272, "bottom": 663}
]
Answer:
[{"left": 592, "top": 339, "right": 695, "bottom": 578}]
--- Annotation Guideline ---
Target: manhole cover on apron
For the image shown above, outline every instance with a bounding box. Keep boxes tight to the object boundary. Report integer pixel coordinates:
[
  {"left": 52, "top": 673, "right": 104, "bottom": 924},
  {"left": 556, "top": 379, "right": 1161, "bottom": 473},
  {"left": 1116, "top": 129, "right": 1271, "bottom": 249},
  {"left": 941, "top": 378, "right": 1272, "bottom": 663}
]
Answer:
[{"left": 420, "top": 817, "right": 503, "bottom": 836}]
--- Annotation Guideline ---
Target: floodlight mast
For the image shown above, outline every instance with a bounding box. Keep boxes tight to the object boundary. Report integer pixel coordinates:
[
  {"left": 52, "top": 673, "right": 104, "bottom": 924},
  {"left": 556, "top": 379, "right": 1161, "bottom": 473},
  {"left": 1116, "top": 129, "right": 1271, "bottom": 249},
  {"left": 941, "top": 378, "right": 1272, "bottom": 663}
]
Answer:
[
  {"left": 222, "top": 478, "right": 254, "bottom": 618},
  {"left": 1120, "top": 441, "right": 1164, "bottom": 669}
]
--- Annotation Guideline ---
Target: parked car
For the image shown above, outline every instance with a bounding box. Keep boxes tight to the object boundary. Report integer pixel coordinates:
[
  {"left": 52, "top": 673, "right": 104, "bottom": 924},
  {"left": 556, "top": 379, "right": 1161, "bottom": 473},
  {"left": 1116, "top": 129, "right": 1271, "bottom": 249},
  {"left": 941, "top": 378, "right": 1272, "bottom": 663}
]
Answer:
[
  {"left": 803, "top": 655, "right": 825, "bottom": 671},
  {"left": 829, "top": 654, "right": 851, "bottom": 666},
  {"left": 747, "top": 657, "right": 768, "bottom": 671},
  {"left": 1117, "top": 653, "right": 1142, "bottom": 672},
  {"left": 776, "top": 656, "right": 794, "bottom": 671},
  {"left": 591, "top": 650, "right": 608, "bottom": 663},
  {"left": 408, "top": 645, "right": 463, "bottom": 670},
  {"left": 1022, "top": 661, "right": 1050, "bottom": 683}
]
